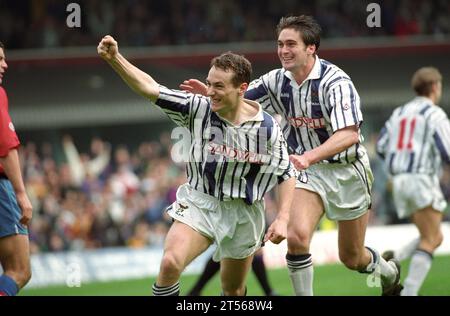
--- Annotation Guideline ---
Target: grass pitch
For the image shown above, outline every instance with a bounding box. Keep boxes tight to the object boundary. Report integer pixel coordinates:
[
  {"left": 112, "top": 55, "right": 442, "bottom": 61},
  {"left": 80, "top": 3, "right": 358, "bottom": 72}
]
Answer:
[{"left": 20, "top": 254, "right": 450, "bottom": 296}]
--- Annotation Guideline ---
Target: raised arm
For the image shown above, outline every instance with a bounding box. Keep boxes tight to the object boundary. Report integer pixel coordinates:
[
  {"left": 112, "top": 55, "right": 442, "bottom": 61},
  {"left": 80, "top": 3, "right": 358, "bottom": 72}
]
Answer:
[{"left": 98, "top": 35, "right": 159, "bottom": 102}]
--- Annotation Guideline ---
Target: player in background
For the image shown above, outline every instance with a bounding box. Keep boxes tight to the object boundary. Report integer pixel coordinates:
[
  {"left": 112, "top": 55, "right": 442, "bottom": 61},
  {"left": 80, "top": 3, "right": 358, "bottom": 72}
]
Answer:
[
  {"left": 98, "top": 36, "right": 296, "bottom": 296},
  {"left": 180, "top": 15, "right": 403, "bottom": 296},
  {"left": 377, "top": 67, "right": 450, "bottom": 296},
  {"left": 0, "top": 41, "right": 33, "bottom": 296}
]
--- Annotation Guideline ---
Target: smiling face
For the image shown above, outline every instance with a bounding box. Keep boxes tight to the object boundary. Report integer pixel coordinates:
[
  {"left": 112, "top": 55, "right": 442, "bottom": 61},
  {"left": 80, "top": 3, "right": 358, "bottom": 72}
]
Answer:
[
  {"left": 206, "top": 66, "right": 246, "bottom": 115},
  {"left": 277, "top": 28, "right": 316, "bottom": 73},
  {"left": 0, "top": 47, "right": 8, "bottom": 85}
]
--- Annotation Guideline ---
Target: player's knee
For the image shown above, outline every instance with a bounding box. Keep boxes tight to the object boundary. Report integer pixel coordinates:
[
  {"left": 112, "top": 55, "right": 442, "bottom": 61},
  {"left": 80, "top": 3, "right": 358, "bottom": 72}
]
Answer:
[
  {"left": 159, "top": 252, "right": 184, "bottom": 278},
  {"left": 222, "top": 283, "right": 246, "bottom": 296},
  {"left": 19, "top": 267, "right": 32, "bottom": 288},
  {"left": 433, "top": 231, "right": 444, "bottom": 249},
  {"left": 287, "top": 229, "right": 311, "bottom": 252},
  {"left": 422, "top": 231, "right": 444, "bottom": 251}
]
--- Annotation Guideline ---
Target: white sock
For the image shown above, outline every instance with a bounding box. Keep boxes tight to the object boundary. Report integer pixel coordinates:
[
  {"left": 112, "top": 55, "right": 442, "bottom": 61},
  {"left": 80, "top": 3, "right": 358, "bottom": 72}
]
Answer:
[
  {"left": 401, "top": 249, "right": 433, "bottom": 296},
  {"left": 365, "top": 247, "right": 397, "bottom": 286},
  {"left": 286, "top": 253, "right": 314, "bottom": 296},
  {"left": 396, "top": 237, "right": 420, "bottom": 261},
  {"left": 379, "top": 258, "right": 397, "bottom": 286}
]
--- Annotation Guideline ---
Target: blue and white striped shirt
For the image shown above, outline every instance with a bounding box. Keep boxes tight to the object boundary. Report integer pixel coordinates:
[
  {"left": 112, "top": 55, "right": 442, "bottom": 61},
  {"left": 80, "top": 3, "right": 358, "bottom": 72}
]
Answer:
[
  {"left": 376, "top": 96, "right": 450, "bottom": 175},
  {"left": 155, "top": 86, "right": 296, "bottom": 204},
  {"left": 246, "top": 56, "right": 366, "bottom": 164}
]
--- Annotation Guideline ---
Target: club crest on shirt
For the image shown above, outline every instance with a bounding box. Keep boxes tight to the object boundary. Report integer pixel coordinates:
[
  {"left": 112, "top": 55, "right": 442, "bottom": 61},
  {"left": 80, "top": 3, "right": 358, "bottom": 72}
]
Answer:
[
  {"left": 343, "top": 103, "right": 350, "bottom": 110},
  {"left": 9, "top": 122, "right": 15, "bottom": 132}
]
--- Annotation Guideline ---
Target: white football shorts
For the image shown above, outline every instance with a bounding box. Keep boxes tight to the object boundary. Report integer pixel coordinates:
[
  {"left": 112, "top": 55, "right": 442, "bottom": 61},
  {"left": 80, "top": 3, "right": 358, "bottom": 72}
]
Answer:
[
  {"left": 167, "top": 183, "right": 266, "bottom": 262},
  {"left": 295, "top": 153, "right": 374, "bottom": 221},
  {"left": 392, "top": 173, "right": 447, "bottom": 219}
]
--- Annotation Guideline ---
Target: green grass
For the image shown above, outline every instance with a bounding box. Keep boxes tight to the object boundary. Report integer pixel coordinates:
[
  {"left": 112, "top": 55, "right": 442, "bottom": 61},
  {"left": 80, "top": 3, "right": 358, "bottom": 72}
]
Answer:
[{"left": 20, "top": 254, "right": 450, "bottom": 296}]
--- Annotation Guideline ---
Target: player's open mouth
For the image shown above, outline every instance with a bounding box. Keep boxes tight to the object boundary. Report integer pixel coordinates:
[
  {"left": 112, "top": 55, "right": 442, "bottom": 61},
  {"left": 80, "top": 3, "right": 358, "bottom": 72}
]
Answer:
[{"left": 211, "top": 98, "right": 221, "bottom": 105}]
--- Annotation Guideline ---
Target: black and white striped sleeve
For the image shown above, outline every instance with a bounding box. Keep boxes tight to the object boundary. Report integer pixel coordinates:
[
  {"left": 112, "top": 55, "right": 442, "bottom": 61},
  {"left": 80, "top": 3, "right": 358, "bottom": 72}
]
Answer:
[
  {"left": 154, "top": 85, "right": 193, "bottom": 128},
  {"left": 246, "top": 70, "right": 281, "bottom": 116},
  {"left": 376, "top": 124, "right": 390, "bottom": 160},
  {"left": 270, "top": 120, "right": 297, "bottom": 183},
  {"left": 433, "top": 110, "right": 450, "bottom": 164},
  {"left": 327, "top": 80, "right": 363, "bottom": 132}
]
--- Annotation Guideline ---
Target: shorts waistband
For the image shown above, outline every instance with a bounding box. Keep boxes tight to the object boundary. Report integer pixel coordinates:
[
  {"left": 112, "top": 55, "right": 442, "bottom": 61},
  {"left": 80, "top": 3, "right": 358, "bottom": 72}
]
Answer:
[{"left": 188, "top": 185, "right": 219, "bottom": 204}]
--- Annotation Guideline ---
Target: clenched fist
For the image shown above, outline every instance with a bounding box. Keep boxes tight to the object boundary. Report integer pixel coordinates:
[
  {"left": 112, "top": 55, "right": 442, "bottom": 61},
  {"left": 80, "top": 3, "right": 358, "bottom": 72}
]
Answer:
[{"left": 97, "top": 35, "right": 118, "bottom": 61}]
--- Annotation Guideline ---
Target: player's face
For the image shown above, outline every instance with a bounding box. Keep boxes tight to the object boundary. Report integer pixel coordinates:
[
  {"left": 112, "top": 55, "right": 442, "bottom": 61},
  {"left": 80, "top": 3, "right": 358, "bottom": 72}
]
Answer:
[
  {"left": 0, "top": 48, "right": 8, "bottom": 85},
  {"left": 277, "top": 28, "right": 315, "bottom": 73},
  {"left": 206, "top": 66, "right": 244, "bottom": 115}
]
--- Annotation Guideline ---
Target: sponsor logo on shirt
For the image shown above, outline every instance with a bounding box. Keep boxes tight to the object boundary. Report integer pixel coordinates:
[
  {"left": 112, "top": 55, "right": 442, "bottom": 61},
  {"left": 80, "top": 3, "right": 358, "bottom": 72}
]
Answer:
[
  {"left": 288, "top": 117, "right": 326, "bottom": 129},
  {"left": 8, "top": 122, "right": 15, "bottom": 132},
  {"left": 208, "top": 142, "right": 270, "bottom": 164}
]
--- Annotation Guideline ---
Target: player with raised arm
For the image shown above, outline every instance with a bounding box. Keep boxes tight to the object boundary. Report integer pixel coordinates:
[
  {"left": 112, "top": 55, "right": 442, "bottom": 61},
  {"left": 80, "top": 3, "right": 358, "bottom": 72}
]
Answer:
[
  {"left": 180, "top": 15, "right": 403, "bottom": 296},
  {"left": 98, "top": 36, "right": 296, "bottom": 296}
]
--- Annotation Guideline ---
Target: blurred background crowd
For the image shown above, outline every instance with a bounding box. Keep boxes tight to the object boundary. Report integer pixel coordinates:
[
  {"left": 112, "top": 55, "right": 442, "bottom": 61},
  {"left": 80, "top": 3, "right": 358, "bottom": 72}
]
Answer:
[{"left": 1, "top": 0, "right": 449, "bottom": 49}]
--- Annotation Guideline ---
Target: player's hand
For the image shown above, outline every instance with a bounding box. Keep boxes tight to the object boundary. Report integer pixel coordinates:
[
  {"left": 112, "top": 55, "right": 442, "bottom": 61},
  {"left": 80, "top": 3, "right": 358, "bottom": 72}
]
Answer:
[
  {"left": 289, "top": 154, "right": 310, "bottom": 171},
  {"left": 179, "top": 79, "right": 207, "bottom": 96},
  {"left": 16, "top": 191, "right": 32, "bottom": 227},
  {"left": 98, "top": 35, "right": 118, "bottom": 62},
  {"left": 264, "top": 217, "right": 288, "bottom": 244}
]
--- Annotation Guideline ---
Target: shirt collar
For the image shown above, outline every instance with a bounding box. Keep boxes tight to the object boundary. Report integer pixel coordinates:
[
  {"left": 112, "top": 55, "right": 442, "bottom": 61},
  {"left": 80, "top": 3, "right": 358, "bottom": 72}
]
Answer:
[
  {"left": 414, "top": 95, "right": 435, "bottom": 105},
  {"left": 217, "top": 99, "right": 264, "bottom": 126},
  {"left": 245, "top": 99, "right": 264, "bottom": 122}
]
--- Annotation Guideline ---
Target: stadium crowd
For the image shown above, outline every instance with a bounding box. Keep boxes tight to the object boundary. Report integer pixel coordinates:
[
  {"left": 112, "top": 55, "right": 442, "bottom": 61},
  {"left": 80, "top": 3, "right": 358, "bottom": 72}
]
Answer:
[
  {"left": 1, "top": 0, "right": 449, "bottom": 49},
  {"left": 22, "top": 134, "right": 180, "bottom": 254},
  {"left": 18, "top": 133, "right": 450, "bottom": 254}
]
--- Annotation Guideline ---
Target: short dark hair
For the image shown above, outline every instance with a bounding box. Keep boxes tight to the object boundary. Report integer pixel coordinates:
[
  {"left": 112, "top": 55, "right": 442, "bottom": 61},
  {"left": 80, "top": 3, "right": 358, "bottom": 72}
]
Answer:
[
  {"left": 276, "top": 15, "right": 322, "bottom": 51},
  {"left": 411, "top": 67, "right": 442, "bottom": 96},
  {"left": 210, "top": 52, "right": 252, "bottom": 87}
]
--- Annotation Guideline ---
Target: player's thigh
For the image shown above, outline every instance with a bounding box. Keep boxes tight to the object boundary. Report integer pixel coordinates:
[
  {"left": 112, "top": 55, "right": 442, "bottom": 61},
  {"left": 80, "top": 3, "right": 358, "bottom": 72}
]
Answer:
[
  {"left": 220, "top": 255, "right": 254, "bottom": 291},
  {"left": 288, "top": 188, "right": 324, "bottom": 237},
  {"left": 163, "top": 220, "right": 212, "bottom": 268},
  {"left": 0, "top": 234, "right": 30, "bottom": 272},
  {"left": 337, "top": 211, "right": 369, "bottom": 256},
  {"left": 411, "top": 206, "right": 443, "bottom": 241}
]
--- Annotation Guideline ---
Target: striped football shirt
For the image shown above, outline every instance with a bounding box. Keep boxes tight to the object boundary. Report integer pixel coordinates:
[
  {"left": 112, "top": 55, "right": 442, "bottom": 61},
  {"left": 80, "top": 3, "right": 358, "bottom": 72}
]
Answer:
[
  {"left": 155, "top": 85, "right": 296, "bottom": 204},
  {"left": 245, "top": 56, "right": 366, "bottom": 164},
  {"left": 376, "top": 96, "right": 450, "bottom": 175}
]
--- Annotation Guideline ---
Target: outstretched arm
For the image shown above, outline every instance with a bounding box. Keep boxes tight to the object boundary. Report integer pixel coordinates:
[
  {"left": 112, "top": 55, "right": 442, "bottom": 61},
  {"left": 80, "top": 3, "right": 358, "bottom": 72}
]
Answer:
[
  {"left": 0, "top": 149, "right": 32, "bottom": 226},
  {"left": 98, "top": 35, "right": 160, "bottom": 101}
]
